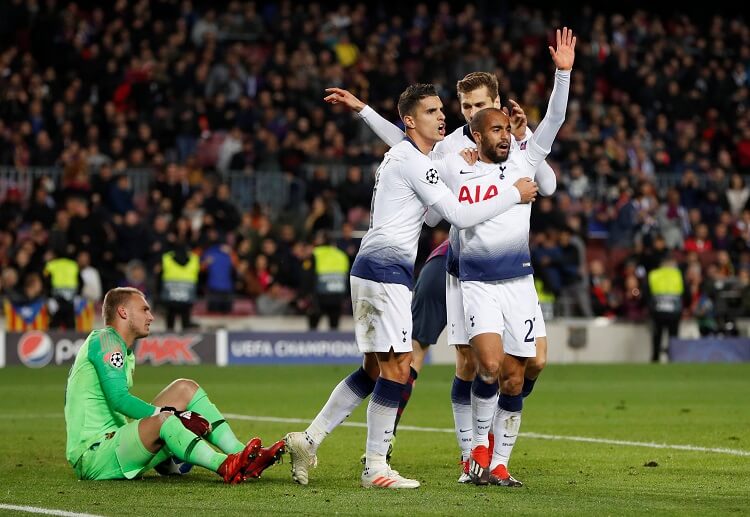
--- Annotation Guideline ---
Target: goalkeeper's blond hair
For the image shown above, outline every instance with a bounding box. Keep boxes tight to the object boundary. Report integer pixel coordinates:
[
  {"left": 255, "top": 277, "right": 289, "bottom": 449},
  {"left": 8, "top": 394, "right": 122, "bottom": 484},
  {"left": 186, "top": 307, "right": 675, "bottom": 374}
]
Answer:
[{"left": 102, "top": 287, "right": 144, "bottom": 324}]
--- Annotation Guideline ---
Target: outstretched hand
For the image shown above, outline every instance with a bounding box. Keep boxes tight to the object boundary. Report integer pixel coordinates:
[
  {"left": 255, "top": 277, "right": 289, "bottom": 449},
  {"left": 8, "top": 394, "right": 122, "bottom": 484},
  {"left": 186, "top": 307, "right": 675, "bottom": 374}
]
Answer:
[
  {"left": 549, "top": 27, "right": 576, "bottom": 71},
  {"left": 323, "top": 87, "right": 366, "bottom": 113}
]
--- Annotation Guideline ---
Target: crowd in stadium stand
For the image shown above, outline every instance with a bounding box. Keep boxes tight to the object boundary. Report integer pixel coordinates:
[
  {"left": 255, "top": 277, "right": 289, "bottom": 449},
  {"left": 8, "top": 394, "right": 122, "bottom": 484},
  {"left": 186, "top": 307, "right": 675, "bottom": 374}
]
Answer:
[{"left": 1, "top": 1, "right": 749, "bottom": 329}]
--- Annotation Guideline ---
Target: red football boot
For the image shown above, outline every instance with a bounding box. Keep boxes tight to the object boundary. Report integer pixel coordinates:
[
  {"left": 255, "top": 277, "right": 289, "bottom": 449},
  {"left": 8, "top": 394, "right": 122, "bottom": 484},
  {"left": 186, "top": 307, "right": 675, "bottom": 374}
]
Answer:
[
  {"left": 243, "top": 439, "right": 286, "bottom": 479},
  {"left": 469, "top": 445, "right": 490, "bottom": 485},
  {"left": 218, "top": 437, "right": 262, "bottom": 484}
]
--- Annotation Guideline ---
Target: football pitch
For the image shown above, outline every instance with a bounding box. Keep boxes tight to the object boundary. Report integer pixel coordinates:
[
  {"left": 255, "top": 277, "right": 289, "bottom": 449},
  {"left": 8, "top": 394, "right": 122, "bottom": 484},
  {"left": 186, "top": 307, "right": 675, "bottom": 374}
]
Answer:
[{"left": 1, "top": 363, "right": 748, "bottom": 516}]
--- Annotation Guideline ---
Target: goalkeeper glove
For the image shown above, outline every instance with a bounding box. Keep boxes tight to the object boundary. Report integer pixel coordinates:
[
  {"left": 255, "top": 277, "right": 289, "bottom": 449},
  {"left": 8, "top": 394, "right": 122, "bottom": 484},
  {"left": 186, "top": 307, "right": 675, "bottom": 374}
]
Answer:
[{"left": 160, "top": 407, "right": 211, "bottom": 437}]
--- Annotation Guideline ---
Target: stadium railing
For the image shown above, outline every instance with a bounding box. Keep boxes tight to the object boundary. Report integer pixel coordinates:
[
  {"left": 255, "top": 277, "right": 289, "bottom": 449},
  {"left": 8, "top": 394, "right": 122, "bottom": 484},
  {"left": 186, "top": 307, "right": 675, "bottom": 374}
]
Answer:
[{"left": 0, "top": 166, "right": 305, "bottom": 215}]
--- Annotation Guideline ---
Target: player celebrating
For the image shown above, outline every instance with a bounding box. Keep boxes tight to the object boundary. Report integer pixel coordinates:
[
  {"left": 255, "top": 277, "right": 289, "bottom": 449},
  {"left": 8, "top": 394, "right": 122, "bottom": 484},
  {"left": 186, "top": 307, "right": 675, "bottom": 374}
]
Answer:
[
  {"left": 325, "top": 74, "right": 555, "bottom": 481},
  {"left": 285, "top": 84, "right": 538, "bottom": 489},
  {"left": 65, "top": 287, "right": 284, "bottom": 483},
  {"left": 454, "top": 27, "right": 575, "bottom": 487}
]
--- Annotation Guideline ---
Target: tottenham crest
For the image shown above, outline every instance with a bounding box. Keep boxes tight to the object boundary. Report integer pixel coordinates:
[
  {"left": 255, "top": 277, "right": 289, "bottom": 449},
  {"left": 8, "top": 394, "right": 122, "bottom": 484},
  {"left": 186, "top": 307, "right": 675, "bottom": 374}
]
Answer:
[{"left": 426, "top": 168, "right": 439, "bottom": 184}]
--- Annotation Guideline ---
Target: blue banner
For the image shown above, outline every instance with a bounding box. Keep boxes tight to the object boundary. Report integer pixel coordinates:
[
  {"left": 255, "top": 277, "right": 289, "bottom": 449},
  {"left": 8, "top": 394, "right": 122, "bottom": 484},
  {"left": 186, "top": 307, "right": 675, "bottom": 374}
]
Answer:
[
  {"left": 669, "top": 338, "right": 750, "bottom": 363},
  {"left": 226, "top": 331, "right": 362, "bottom": 364}
]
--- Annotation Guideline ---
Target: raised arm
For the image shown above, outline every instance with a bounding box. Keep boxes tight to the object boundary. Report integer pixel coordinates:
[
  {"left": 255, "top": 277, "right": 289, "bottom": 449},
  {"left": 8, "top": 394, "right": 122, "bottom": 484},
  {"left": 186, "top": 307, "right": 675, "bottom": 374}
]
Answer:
[
  {"left": 526, "top": 27, "right": 576, "bottom": 167},
  {"left": 507, "top": 99, "right": 557, "bottom": 195},
  {"left": 535, "top": 161, "right": 557, "bottom": 195},
  {"left": 324, "top": 87, "right": 405, "bottom": 148}
]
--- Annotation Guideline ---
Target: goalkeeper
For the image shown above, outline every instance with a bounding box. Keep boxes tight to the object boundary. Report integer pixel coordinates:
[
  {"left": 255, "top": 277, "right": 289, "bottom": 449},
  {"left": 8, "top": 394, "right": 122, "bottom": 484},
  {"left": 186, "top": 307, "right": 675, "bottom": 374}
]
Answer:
[{"left": 64, "top": 287, "right": 284, "bottom": 483}]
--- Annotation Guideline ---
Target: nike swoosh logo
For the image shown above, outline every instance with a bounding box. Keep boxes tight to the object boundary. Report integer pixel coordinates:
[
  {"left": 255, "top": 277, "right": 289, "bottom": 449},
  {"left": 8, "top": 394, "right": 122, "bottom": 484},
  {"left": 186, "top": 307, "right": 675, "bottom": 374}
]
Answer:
[
  {"left": 477, "top": 418, "right": 491, "bottom": 423},
  {"left": 459, "top": 170, "right": 473, "bottom": 174},
  {"left": 459, "top": 428, "right": 471, "bottom": 433},
  {"left": 503, "top": 434, "right": 516, "bottom": 438},
  {"left": 384, "top": 430, "right": 392, "bottom": 434}
]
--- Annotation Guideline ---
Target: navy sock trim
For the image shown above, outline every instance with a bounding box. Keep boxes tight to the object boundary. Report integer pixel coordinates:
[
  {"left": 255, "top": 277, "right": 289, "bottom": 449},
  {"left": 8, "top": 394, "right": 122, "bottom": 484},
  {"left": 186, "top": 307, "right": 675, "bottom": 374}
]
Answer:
[
  {"left": 345, "top": 367, "right": 376, "bottom": 399},
  {"left": 371, "top": 378, "right": 404, "bottom": 408},
  {"left": 499, "top": 393, "right": 524, "bottom": 412},
  {"left": 471, "top": 377, "right": 499, "bottom": 399},
  {"left": 522, "top": 377, "right": 537, "bottom": 398},
  {"left": 393, "top": 368, "right": 418, "bottom": 435},
  {"left": 451, "top": 377, "right": 472, "bottom": 405}
]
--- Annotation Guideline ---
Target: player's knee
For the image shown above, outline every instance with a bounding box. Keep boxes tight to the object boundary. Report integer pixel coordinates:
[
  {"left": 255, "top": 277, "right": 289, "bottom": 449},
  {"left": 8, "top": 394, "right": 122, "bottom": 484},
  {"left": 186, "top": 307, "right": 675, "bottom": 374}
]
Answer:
[
  {"left": 170, "top": 378, "right": 200, "bottom": 403},
  {"left": 477, "top": 360, "right": 500, "bottom": 381},
  {"left": 500, "top": 374, "right": 524, "bottom": 395}
]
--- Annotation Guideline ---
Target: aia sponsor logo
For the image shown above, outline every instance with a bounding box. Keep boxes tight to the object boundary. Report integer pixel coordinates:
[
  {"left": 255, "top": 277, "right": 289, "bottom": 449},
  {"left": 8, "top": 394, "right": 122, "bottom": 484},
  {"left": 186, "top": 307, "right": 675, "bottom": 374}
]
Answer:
[
  {"left": 17, "top": 331, "right": 53, "bottom": 368},
  {"left": 458, "top": 184, "right": 499, "bottom": 204},
  {"left": 136, "top": 335, "right": 201, "bottom": 365}
]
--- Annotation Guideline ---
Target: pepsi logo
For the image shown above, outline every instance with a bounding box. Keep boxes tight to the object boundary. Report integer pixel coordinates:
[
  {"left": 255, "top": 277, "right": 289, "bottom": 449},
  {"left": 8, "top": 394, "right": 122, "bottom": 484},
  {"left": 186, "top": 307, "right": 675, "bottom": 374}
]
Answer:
[{"left": 18, "top": 331, "right": 54, "bottom": 368}]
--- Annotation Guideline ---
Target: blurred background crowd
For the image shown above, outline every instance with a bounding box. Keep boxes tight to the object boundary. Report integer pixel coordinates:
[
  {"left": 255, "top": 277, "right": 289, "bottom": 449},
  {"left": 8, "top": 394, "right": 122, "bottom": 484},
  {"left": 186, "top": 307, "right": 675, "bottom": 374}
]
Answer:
[{"left": 1, "top": 0, "right": 749, "bottom": 333}]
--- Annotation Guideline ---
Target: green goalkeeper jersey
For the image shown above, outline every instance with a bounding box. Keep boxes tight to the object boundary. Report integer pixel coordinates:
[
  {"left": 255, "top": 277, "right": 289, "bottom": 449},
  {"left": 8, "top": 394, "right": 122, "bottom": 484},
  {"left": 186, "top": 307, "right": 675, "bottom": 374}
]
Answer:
[{"left": 65, "top": 327, "right": 157, "bottom": 466}]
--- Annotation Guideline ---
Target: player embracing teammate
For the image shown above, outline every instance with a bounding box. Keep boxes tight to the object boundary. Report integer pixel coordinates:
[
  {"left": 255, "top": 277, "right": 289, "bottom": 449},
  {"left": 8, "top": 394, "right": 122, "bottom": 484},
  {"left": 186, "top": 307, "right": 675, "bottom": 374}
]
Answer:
[{"left": 285, "top": 28, "right": 575, "bottom": 488}]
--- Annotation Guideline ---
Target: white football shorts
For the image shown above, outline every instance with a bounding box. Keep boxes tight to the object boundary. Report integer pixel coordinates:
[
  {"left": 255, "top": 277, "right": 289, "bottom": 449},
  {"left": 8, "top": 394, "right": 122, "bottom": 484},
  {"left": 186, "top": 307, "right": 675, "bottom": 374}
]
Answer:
[
  {"left": 535, "top": 301, "right": 547, "bottom": 338},
  {"left": 446, "top": 272, "right": 470, "bottom": 345},
  {"left": 351, "top": 276, "right": 413, "bottom": 353},
  {"left": 461, "top": 274, "right": 539, "bottom": 357}
]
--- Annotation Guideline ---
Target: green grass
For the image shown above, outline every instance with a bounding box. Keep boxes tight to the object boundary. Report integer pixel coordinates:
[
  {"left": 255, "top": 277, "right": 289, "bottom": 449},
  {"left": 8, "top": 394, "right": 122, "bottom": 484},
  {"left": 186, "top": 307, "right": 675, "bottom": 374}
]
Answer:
[{"left": 1, "top": 364, "right": 749, "bottom": 516}]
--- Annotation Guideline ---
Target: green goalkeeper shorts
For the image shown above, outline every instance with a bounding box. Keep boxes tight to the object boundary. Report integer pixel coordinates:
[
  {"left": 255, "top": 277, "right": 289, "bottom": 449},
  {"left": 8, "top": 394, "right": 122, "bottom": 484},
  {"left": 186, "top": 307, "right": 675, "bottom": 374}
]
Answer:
[{"left": 73, "top": 420, "right": 170, "bottom": 480}]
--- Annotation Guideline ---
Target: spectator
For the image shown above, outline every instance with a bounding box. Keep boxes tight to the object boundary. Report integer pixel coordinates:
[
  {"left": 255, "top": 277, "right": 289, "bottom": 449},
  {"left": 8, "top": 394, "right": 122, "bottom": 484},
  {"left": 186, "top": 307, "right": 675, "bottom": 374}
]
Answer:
[
  {"left": 724, "top": 173, "right": 750, "bottom": 218},
  {"left": 557, "top": 227, "right": 594, "bottom": 317},
  {"left": 304, "top": 196, "right": 335, "bottom": 236},
  {"left": 77, "top": 250, "right": 102, "bottom": 303},
  {"left": 684, "top": 224, "right": 714, "bottom": 253},
  {"left": 201, "top": 229, "right": 236, "bottom": 314},
  {"left": 656, "top": 188, "right": 689, "bottom": 250},
  {"left": 337, "top": 166, "right": 372, "bottom": 216},
  {"left": 0, "top": 1, "right": 748, "bottom": 325}
]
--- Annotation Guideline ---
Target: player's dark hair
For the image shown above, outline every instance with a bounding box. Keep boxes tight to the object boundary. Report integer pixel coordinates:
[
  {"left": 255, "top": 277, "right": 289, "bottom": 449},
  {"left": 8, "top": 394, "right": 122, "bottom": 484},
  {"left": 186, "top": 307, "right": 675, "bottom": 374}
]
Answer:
[
  {"left": 397, "top": 83, "right": 438, "bottom": 121},
  {"left": 469, "top": 107, "right": 505, "bottom": 135},
  {"left": 102, "top": 287, "right": 144, "bottom": 325},
  {"left": 456, "top": 72, "right": 499, "bottom": 101}
]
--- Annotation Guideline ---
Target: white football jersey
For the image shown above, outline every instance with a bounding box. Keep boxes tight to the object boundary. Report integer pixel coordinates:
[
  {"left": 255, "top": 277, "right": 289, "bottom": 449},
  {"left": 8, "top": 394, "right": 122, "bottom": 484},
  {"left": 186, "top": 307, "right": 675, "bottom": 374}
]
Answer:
[
  {"left": 433, "top": 124, "right": 475, "bottom": 155},
  {"left": 442, "top": 139, "right": 549, "bottom": 281},
  {"left": 351, "top": 139, "right": 452, "bottom": 288},
  {"left": 430, "top": 126, "right": 474, "bottom": 276},
  {"left": 432, "top": 124, "right": 530, "bottom": 276}
]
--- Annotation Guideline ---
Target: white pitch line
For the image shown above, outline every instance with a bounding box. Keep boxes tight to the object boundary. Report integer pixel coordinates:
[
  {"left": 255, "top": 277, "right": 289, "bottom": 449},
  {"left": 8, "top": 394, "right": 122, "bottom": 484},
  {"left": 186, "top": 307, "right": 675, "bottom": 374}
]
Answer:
[
  {"left": 225, "top": 413, "right": 750, "bottom": 457},
  {"left": 0, "top": 504, "right": 105, "bottom": 517},
  {"left": 9, "top": 412, "right": 749, "bottom": 457}
]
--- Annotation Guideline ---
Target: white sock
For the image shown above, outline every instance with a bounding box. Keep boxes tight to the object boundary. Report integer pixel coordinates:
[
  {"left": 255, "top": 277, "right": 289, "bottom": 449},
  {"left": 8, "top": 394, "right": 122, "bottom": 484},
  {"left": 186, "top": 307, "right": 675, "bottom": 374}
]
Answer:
[
  {"left": 452, "top": 402, "right": 473, "bottom": 460},
  {"left": 471, "top": 378, "right": 499, "bottom": 449},
  {"left": 305, "top": 369, "right": 374, "bottom": 451},
  {"left": 365, "top": 378, "right": 403, "bottom": 471},
  {"left": 490, "top": 408, "right": 522, "bottom": 470}
]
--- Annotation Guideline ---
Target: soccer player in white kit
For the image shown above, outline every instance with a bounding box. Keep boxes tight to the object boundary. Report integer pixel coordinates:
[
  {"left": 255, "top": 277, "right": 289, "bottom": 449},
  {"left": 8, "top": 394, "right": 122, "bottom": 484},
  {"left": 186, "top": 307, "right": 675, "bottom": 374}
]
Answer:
[
  {"left": 452, "top": 27, "right": 575, "bottom": 487},
  {"left": 325, "top": 76, "right": 556, "bottom": 481},
  {"left": 284, "top": 84, "right": 539, "bottom": 489}
]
